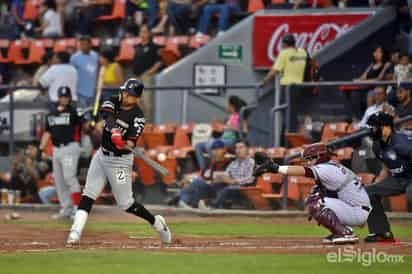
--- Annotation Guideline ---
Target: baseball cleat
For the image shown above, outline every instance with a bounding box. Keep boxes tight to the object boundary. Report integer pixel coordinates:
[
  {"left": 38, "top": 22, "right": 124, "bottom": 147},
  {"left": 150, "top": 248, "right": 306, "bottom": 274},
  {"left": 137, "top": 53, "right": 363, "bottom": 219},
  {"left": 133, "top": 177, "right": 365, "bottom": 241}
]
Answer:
[
  {"left": 331, "top": 234, "right": 359, "bottom": 244},
  {"left": 153, "top": 215, "right": 172, "bottom": 244},
  {"left": 322, "top": 234, "right": 335, "bottom": 244},
  {"left": 364, "top": 232, "right": 395, "bottom": 243},
  {"left": 66, "top": 230, "right": 81, "bottom": 246}
]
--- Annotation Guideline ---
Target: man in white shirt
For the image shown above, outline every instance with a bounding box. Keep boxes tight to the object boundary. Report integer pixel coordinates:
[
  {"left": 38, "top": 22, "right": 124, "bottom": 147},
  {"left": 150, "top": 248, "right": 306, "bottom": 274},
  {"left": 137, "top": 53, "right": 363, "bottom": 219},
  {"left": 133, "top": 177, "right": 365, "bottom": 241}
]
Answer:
[
  {"left": 36, "top": 0, "right": 63, "bottom": 38},
  {"left": 358, "top": 86, "right": 390, "bottom": 128},
  {"left": 39, "top": 52, "right": 78, "bottom": 102}
]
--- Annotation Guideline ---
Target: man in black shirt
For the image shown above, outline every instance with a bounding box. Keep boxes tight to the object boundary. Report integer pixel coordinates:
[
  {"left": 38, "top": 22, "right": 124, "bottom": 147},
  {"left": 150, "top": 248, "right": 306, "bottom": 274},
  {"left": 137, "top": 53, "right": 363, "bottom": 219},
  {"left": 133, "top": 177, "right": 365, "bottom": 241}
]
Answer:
[
  {"left": 395, "top": 82, "right": 412, "bottom": 130},
  {"left": 132, "top": 24, "right": 162, "bottom": 122},
  {"left": 67, "top": 78, "right": 171, "bottom": 246},
  {"left": 40, "top": 86, "right": 82, "bottom": 219}
]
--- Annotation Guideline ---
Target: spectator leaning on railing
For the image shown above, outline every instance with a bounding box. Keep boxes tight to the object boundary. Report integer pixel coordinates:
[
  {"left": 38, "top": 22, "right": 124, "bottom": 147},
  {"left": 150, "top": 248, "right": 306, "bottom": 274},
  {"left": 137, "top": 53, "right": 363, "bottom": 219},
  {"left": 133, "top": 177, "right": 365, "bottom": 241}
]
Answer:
[{"left": 35, "top": 0, "right": 64, "bottom": 38}]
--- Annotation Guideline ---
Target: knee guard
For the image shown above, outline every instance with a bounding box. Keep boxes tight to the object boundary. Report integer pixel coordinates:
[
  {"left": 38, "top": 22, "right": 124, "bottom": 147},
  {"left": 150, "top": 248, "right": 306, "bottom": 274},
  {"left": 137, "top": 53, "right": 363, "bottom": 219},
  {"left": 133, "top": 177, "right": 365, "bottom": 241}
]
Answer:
[{"left": 78, "top": 195, "right": 95, "bottom": 213}]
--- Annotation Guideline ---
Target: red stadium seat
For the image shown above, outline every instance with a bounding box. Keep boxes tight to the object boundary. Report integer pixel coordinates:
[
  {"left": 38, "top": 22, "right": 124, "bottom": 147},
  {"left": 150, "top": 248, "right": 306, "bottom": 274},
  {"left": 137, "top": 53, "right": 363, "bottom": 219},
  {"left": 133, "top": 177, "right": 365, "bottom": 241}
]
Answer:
[
  {"left": 160, "top": 41, "right": 181, "bottom": 66},
  {"left": 288, "top": 176, "right": 315, "bottom": 201},
  {"left": 266, "top": 147, "right": 287, "bottom": 160},
  {"left": 173, "top": 127, "right": 192, "bottom": 149},
  {"left": 153, "top": 36, "right": 167, "bottom": 47},
  {"left": 248, "top": 0, "right": 265, "bottom": 13},
  {"left": 388, "top": 194, "right": 407, "bottom": 212},
  {"left": 321, "top": 122, "right": 348, "bottom": 143},
  {"left": 0, "top": 40, "right": 10, "bottom": 63},
  {"left": 23, "top": 0, "right": 41, "bottom": 21},
  {"left": 53, "top": 38, "right": 77, "bottom": 53},
  {"left": 8, "top": 39, "right": 31, "bottom": 64},
  {"left": 241, "top": 173, "right": 283, "bottom": 210},
  {"left": 28, "top": 39, "right": 54, "bottom": 64},
  {"left": 134, "top": 157, "right": 156, "bottom": 186},
  {"left": 166, "top": 36, "right": 189, "bottom": 48},
  {"left": 96, "top": 0, "right": 126, "bottom": 21},
  {"left": 116, "top": 37, "right": 140, "bottom": 62},
  {"left": 285, "top": 132, "right": 311, "bottom": 148}
]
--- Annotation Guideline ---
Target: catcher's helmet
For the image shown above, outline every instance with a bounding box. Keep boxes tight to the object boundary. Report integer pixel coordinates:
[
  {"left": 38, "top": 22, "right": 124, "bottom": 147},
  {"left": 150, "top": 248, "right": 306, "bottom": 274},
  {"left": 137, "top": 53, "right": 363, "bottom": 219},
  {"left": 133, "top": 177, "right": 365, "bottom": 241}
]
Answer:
[
  {"left": 57, "top": 86, "right": 72, "bottom": 98},
  {"left": 302, "top": 143, "right": 330, "bottom": 164},
  {"left": 120, "top": 78, "right": 144, "bottom": 97},
  {"left": 282, "top": 34, "right": 296, "bottom": 46}
]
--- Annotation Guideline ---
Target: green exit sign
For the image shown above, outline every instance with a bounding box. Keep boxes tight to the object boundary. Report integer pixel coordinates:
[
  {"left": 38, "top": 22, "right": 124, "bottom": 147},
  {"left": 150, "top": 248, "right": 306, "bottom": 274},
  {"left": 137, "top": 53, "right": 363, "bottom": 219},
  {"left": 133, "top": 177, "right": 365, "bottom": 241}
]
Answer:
[{"left": 218, "top": 44, "right": 243, "bottom": 62}]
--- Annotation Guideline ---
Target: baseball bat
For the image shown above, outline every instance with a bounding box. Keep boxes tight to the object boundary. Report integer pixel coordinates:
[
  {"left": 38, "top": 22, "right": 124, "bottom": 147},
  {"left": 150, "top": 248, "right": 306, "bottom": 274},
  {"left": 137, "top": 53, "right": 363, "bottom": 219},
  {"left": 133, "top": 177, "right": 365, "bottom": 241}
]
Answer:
[
  {"left": 91, "top": 66, "right": 105, "bottom": 127},
  {"left": 127, "top": 146, "right": 169, "bottom": 176}
]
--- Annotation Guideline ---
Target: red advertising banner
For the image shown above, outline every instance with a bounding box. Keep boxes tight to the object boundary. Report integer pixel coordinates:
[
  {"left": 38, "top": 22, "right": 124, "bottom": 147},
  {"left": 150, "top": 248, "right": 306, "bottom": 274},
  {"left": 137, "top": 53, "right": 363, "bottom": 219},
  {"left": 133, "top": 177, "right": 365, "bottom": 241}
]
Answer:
[{"left": 253, "top": 13, "right": 373, "bottom": 68}]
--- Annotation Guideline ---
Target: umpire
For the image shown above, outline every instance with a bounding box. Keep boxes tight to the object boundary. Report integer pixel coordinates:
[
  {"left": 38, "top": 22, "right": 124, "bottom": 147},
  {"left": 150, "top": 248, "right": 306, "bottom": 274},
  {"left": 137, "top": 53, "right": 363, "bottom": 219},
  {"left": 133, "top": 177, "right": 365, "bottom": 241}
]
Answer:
[
  {"left": 365, "top": 111, "right": 412, "bottom": 242},
  {"left": 40, "top": 86, "right": 83, "bottom": 219}
]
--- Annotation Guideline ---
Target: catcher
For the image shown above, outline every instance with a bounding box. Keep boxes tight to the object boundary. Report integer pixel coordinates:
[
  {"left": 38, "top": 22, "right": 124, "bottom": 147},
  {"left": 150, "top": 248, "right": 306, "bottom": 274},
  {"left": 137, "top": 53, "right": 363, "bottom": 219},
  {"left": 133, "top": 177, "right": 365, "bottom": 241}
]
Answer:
[{"left": 254, "top": 143, "right": 371, "bottom": 244}]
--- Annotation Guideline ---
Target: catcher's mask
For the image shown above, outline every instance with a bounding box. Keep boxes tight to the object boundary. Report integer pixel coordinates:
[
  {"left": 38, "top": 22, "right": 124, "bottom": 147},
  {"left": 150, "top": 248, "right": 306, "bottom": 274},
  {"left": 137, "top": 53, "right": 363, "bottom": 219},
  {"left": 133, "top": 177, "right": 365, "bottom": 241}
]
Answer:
[{"left": 301, "top": 143, "right": 331, "bottom": 165}]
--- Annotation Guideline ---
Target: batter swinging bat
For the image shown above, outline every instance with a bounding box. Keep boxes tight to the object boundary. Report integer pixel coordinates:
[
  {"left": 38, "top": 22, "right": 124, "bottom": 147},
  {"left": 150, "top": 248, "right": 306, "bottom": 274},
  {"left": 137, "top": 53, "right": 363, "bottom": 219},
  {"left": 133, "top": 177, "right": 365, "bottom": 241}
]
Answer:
[
  {"left": 91, "top": 66, "right": 105, "bottom": 127},
  {"left": 127, "top": 146, "right": 169, "bottom": 176}
]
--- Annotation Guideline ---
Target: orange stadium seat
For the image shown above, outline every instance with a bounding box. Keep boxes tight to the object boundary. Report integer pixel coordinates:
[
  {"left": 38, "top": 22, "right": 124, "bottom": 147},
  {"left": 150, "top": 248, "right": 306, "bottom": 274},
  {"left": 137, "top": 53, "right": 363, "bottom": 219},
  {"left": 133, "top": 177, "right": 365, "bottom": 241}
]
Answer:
[
  {"left": 96, "top": 0, "right": 126, "bottom": 21},
  {"left": 116, "top": 37, "right": 140, "bottom": 62},
  {"left": 0, "top": 40, "right": 10, "bottom": 63},
  {"left": 8, "top": 39, "right": 31, "bottom": 64},
  {"left": 189, "top": 35, "right": 210, "bottom": 49},
  {"left": 288, "top": 176, "right": 315, "bottom": 202},
  {"left": 153, "top": 36, "right": 167, "bottom": 47},
  {"left": 388, "top": 194, "right": 407, "bottom": 212},
  {"left": 134, "top": 157, "right": 156, "bottom": 186},
  {"left": 28, "top": 39, "right": 54, "bottom": 64},
  {"left": 173, "top": 126, "right": 192, "bottom": 148},
  {"left": 266, "top": 147, "right": 287, "bottom": 161},
  {"left": 23, "top": 0, "right": 41, "bottom": 21},
  {"left": 356, "top": 173, "right": 375, "bottom": 185},
  {"left": 248, "top": 0, "right": 265, "bottom": 13},
  {"left": 53, "top": 38, "right": 77, "bottom": 53},
  {"left": 285, "top": 132, "right": 311, "bottom": 148},
  {"left": 241, "top": 173, "right": 283, "bottom": 209},
  {"left": 166, "top": 36, "right": 189, "bottom": 48},
  {"left": 321, "top": 122, "right": 348, "bottom": 143}
]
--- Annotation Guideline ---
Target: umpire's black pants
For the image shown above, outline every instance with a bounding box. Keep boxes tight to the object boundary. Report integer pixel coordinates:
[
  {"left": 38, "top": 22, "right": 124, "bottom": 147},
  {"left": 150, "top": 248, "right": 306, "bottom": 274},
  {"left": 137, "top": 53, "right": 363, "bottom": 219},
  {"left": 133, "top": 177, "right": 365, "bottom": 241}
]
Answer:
[{"left": 366, "top": 175, "right": 412, "bottom": 234}]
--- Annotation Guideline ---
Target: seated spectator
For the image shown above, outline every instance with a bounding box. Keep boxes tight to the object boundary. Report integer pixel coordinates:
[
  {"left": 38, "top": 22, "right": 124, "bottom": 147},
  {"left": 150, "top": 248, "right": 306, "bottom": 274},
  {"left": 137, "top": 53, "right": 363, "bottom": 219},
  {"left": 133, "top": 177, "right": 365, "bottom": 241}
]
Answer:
[
  {"left": 9, "top": 0, "right": 25, "bottom": 38},
  {"left": 395, "top": 82, "right": 412, "bottom": 130},
  {"left": 358, "top": 86, "right": 393, "bottom": 128},
  {"left": 75, "top": 0, "right": 113, "bottom": 36},
  {"left": 70, "top": 35, "right": 99, "bottom": 108},
  {"left": 126, "top": 0, "right": 158, "bottom": 28},
  {"left": 33, "top": 51, "right": 54, "bottom": 86},
  {"left": 382, "top": 49, "right": 400, "bottom": 80},
  {"left": 181, "top": 140, "right": 254, "bottom": 209},
  {"left": 394, "top": 54, "right": 412, "bottom": 82},
  {"left": 196, "top": 0, "right": 240, "bottom": 36},
  {"left": 35, "top": 0, "right": 64, "bottom": 38},
  {"left": 39, "top": 51, "right": 78, "bottom": 102},
  {"left": 152, "top": 0, "right": 169, "bottom": 34},
  {"left": 100, "top": 47, "right": 124, "bottom": 97},
  {"left": 133, "top": 24, "right": 163, "bottom": 121},
  {"left": 195, "top": 95, "right": 247, "bottom": 170},
  {"left": 167, "top": 0, "right": 193, "bottom": 35},
  {"left": 354, "top": 45, "right": 391, "bottom": 82},
  {"left": 178, "top": 139, "right": 231, "bottom": 209}
]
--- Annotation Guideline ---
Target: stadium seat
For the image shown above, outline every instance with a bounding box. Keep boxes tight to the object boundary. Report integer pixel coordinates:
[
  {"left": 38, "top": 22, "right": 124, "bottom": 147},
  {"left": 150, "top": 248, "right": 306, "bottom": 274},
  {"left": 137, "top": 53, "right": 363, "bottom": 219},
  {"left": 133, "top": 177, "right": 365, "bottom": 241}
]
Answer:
[
  {"left": 23, "top": 0, "right": 41, "bottom": 21},
  {"left": 28, "top": 39, "right": 54, "bottom": 64},
  {"left": 248, "top": 147, "right": 265, "bottom": 157},
  {"left": 116, "top": 37, "right": 140, "bottom": 62},
  {"left": 248, "top": 0, "right": 265, "bottom": 13},
  {"left": 288, "top": 176, "right": 315, "bottom": 202},
  {"left": 321, "top": 122, "right": 348, "bottom": 143},
  {"left": 266, "top": 147, "right": 287, "bottom": 162},
  {"left": 240, "top": 186, "right": 271, "bottom": 210},
  {"left": 346, "top": 122, "right": 360, "bottom": 134},
  {"left": 241, "top": 173, "right": 283, "bottom": 209},
  {"left": 388, "top": 194, "right": 407, "bottom": 212},
  {"left": 166, "top": 36, "right": 189, "bottom": 48},
  {"left": 285, "top": 132, "right": 311, "bottom": 148},
  {"left": 153, "top": 36, "right": 167, "bottom": 47},
  {"left": 134, "top": 157, "right": 156, "bottom": 186},
  {"left": 96, "top": 0, "right": 126, "bottom": 21},
  {"left": 173, "top": 124, "right": 194, "bottom": 149},
  {"left": 188, "top": 35, "right": 210, "bottom": 49},
  {"left": 53, "top": 38, "right": 77, "bottom": 53},
  {"left": 0, "top": 40, "right": 10, "bottom": 63},
  {"left": 160, "top": 41, "right": 181, "bottom": 66},
  {"left": 356, "top": 172, "right": 375, "bottom": 185},
  {"left": 8, "top": 39, "right": 31, "bottom": 64}
]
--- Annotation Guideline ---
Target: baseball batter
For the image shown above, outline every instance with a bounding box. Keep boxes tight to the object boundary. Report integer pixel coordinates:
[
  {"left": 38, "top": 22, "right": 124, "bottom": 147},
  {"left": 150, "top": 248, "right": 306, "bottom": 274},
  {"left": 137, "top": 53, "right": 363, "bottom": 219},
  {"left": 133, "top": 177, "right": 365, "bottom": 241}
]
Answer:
[
  {"left": 66, "top": 79, "right": 171, "bottom": 245},
  {"left": 254, "top": 143, "right": 371, "bottom": 244},
  {"left": 40, "top": 86, "right": 82, "bottom": 219}
]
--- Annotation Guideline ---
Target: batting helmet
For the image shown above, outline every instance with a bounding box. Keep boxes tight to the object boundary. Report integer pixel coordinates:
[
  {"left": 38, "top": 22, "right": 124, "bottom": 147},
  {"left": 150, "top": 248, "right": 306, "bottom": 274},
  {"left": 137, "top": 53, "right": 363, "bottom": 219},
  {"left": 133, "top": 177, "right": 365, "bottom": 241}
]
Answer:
[
  {"left": 302, "top": 143, "right": 331, "bottom": 164},
  {"left": 366, "top": 111, "right": 394, "bottom": 140},
  {"left": 57, "top": 86, "right": 72, "bottom": 98},
  {"left": 120, "top": 78, "right": 144, "bottom": 97}
]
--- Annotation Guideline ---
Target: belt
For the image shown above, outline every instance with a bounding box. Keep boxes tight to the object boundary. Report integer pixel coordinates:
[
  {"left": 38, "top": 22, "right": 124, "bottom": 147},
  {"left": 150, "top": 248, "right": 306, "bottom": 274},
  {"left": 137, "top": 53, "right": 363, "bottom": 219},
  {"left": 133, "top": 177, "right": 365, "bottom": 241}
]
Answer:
[
  {"left": 101, "top": 148, "right": 129, "bottom": 157},
  {"left": 361, "top": 205, "right": 371, "bottom": 212}
]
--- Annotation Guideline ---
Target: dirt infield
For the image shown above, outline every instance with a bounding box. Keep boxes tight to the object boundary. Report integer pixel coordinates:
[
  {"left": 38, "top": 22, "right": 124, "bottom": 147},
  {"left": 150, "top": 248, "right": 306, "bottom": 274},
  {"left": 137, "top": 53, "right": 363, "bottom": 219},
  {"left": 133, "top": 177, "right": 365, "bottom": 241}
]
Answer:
[{"left": 1, "top": 210, "right": 411, "bottom": 255}]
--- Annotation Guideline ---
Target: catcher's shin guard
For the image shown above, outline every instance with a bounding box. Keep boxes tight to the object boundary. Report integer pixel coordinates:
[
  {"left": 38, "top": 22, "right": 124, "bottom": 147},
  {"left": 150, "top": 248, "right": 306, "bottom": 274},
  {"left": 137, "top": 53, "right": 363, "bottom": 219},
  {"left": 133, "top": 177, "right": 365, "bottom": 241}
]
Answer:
[{"left": 306, "top": 194, "right": 352, "bottom": 236}]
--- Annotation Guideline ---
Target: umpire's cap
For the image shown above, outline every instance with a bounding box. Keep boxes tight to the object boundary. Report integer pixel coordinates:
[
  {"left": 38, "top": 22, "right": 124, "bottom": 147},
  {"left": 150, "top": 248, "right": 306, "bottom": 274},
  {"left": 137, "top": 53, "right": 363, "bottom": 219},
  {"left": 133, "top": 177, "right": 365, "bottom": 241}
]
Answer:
[
  {"left": 57, "top": 86, "right": 72, "bottom": 98},
  {"left": 282, "top": 34, "right": 296, "bottom": 47},
  {"left": 120, "top": 78, "right": 144, "bottom": 97},
  {"left": 367, "top": 111, "right": 394, "bottom": 128}
]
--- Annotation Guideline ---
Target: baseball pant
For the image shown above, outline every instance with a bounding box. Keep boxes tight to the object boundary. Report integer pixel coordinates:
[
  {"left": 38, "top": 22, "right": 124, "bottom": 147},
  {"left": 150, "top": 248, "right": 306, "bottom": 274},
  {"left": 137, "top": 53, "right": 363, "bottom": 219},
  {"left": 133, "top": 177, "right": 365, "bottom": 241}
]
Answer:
[
  {"left": 53, "top": 142, "right": 81, "bottom": 216},
  {"left": 366, "top": 175, "right": 412, "bottom": 234},
  {"left": 82, "top": 148, "right": 134, "bottom": 210},
  {"left": 323, "top": 197, "right": 370, "bottom": 227}
]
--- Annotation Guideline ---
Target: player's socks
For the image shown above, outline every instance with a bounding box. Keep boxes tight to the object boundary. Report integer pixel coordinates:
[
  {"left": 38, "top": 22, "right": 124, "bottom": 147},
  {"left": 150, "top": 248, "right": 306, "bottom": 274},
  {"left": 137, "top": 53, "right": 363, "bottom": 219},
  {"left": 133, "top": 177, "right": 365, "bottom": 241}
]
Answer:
[
  {"left": 126, "top": 201, "right": 155, "bottom": 225},
  {"left": 68, "top": 195, "right": 95, "bottom": 241},
  {"left": 71, "top": 192, "right": 81, "bottom": 207}
]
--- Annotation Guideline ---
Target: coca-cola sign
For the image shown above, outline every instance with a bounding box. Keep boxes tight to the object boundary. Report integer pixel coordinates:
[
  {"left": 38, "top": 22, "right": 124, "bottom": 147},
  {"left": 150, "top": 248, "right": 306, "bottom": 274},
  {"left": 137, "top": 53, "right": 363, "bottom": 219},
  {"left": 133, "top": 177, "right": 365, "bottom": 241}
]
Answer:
[{"left": 253, "top": 13, "right": 373, "bottom": 68}]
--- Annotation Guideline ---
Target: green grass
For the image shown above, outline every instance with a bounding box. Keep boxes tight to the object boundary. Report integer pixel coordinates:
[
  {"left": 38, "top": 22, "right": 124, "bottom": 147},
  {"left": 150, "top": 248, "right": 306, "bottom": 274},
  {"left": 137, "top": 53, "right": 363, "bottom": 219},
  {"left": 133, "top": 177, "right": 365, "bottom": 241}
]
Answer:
[
  {"left": 4, "top": 219, "right": 412, "bottom": 239},
  {"left": 0, "top": 251, "right": 410, "bottom": 274}
]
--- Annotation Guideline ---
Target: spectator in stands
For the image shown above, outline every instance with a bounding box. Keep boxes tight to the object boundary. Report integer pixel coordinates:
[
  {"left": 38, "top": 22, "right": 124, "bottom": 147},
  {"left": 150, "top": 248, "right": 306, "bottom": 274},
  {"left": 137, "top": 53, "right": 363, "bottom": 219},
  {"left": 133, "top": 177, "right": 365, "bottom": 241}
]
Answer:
[
  {"left": 39, "top": 51, "right": 78, "bottom": 102},
  {"left": 132, "top": 24, "right": 163, "bottom": 122},
  {"left": 167, "top": 0, "right": 194, "bottom": 35},
  {"left": 393, "top": 54, "right": 412, "bottom": 82},
  {"left": 70, "top": 35, "right": 99, "bottom": 108},
  {"left": 354, "top": 45, "right": 391, "bottom": 82},
  {"left": 100, "top": 47, "right": 124, "bottom": 95},
  {"left": 126, "top": 0, "right": 158, "bottom": 28},
  {"left": 195, "top": 95, "right": 246, "bottom": 170},
  {"left": 33, "top": 51, "right": 54, "bottom": 86},
  {"left": 178, "top": 139, "right": 231, "bottom": 209},
  {"left": 382, "top": 49, "right": 400, "bottom": 81},
  {"left": 152, "top": 0, "right": 169, "bottom": 34},
  {"left": 395, "top": 82, "right": 412, "bottom": 129},
  {"left": 196, "top": 0, "right": 240, "bottom": 37},
  {"left": 35, "top": 0, "right": 64, "bottom": 38},
  {"left": 75, "top": 0, "right": 113, "bottom": 36},
  {"left": 358, "top": 86, "right": 393, "bottom": 128},
  {"left": 9, "top": 0, "right": 25, "bottom": 38}
]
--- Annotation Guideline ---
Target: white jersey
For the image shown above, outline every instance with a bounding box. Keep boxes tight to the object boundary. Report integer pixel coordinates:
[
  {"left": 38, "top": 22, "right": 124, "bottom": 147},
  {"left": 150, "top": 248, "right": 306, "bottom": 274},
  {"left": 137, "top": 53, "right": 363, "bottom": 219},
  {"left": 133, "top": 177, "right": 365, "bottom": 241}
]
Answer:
[{"left": 309, "top": 161, "right": 371, "bottom": 208}]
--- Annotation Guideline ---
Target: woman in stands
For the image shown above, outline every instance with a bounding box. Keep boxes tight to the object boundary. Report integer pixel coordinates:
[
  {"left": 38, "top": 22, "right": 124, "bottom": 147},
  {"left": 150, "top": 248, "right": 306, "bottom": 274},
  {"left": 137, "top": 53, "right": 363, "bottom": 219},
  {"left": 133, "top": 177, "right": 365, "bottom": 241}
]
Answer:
[
  {"left": 354, "top": 45, "right": 391, "bottom": 82},
  {"left": 195, "top": 95, "right": 247, "bottom": 170},
  {"left": 99, "top": 47, "right": 124, "bottom": 98}
]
